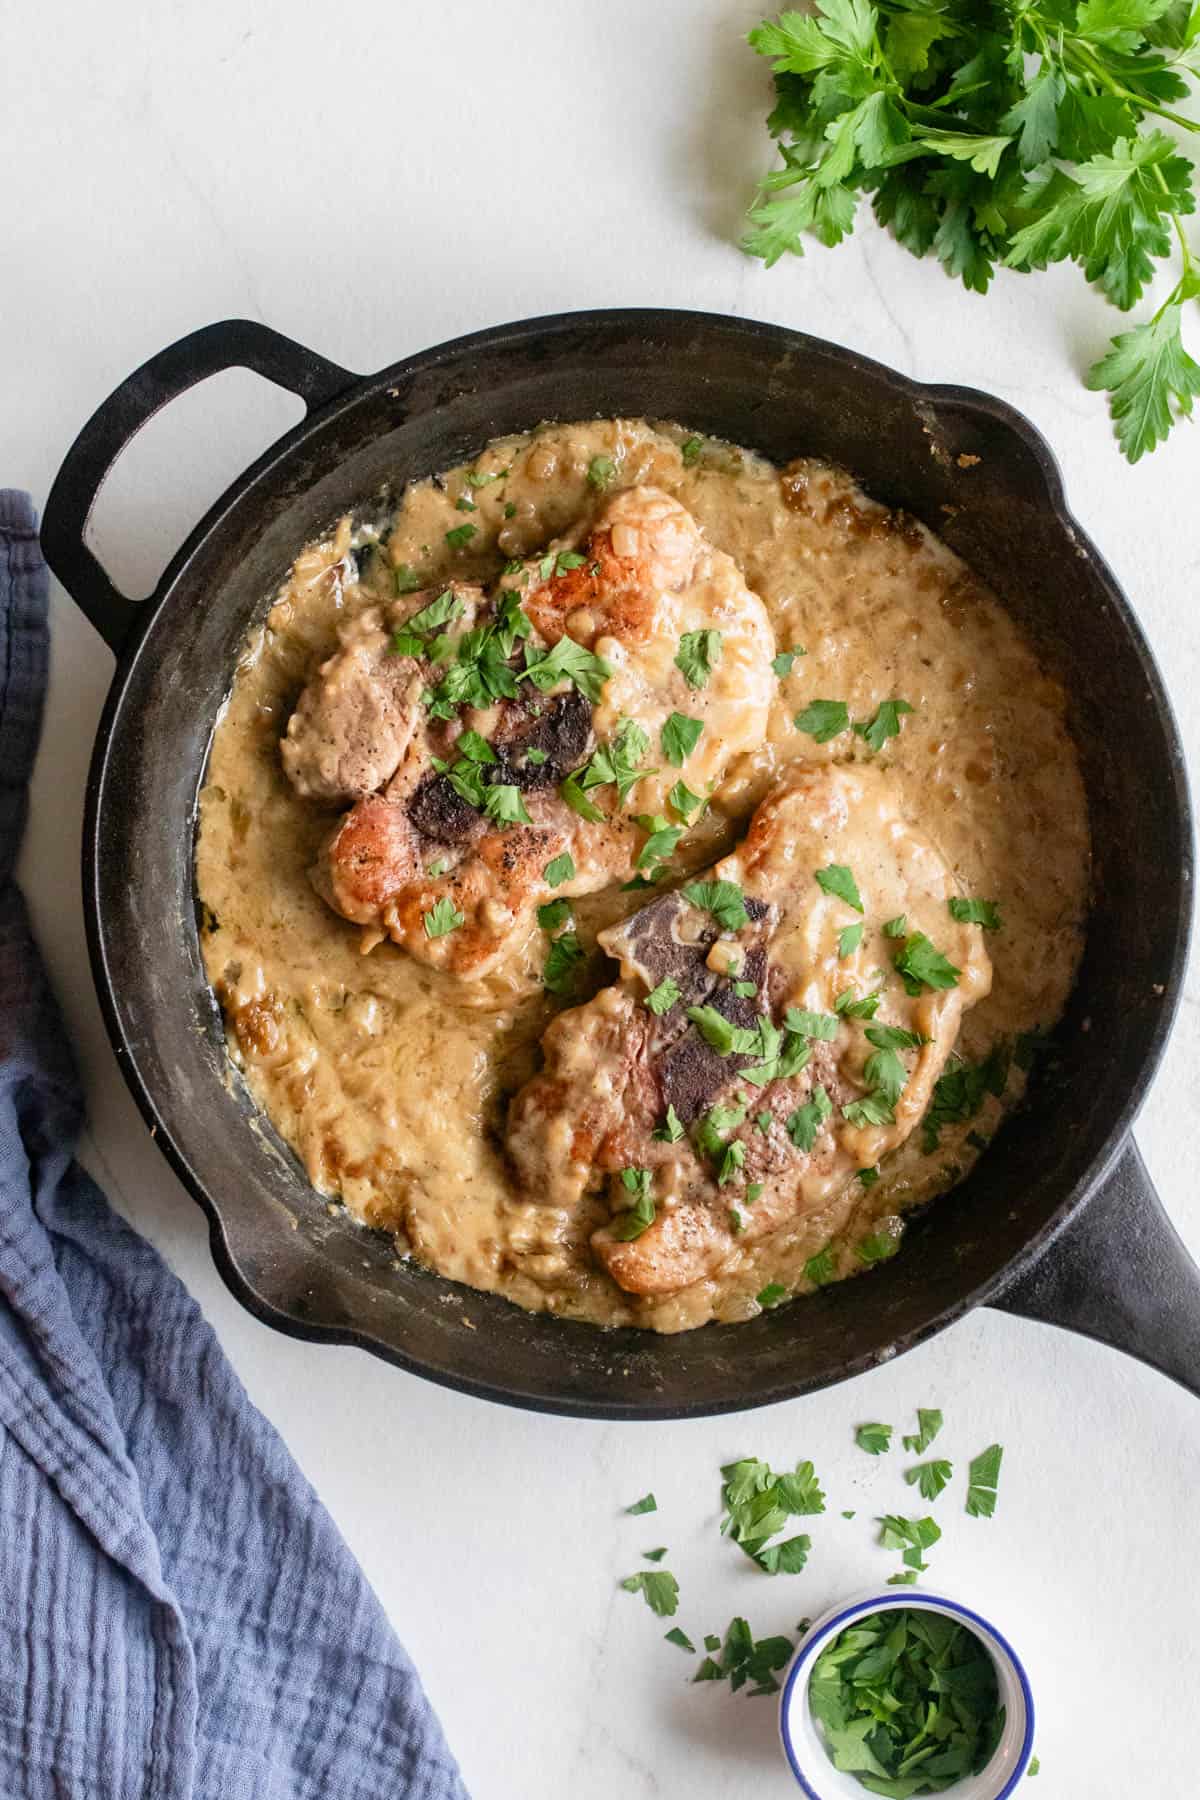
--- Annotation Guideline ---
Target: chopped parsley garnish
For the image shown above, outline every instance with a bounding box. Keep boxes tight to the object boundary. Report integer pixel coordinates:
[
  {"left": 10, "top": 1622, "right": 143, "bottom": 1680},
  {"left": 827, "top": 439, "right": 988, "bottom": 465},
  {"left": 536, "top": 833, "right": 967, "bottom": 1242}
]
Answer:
[
  {"left": 732, "top": 979, "right": 758, "bottom": 998},
  {"left": 625, "top": 1492, "right": 657, "bottom": 1515},
  {"left": 740, "top": 1018, "right": 811, "bottom": 1088},
  {"left": 610, "top": 1170, "right": 657, "bottom": 1240},
  {"left": 746, "top": 1181, "right": 764, "bottom": 1202},
  {"left": 405, "top": 588, "right": 464, "bottom": 634},
  {"left": 804, "top": 1245, "right": 836, "bottom": 1286},
  {"left": 537, "top": 549, "right": 587, "bottom": 580},
  {"left": 427, "top": 858, "right": 448, "bottom": 878},
  {"left": 464, "top": 467, "right": 506, "bottom": 488},
  {"left": 483, "top": 784, "right": 532, "bottom": 828},
  {"left": 444, "top": 523, "right": 477, "bottom": 550},
  {"left": 680, "top": 435, "right": 704, "bottom": 465},
  {"left": 882, "top": 914, "right": 907, "bottom": 938},
  {"left": 525, "top": 746, "right": 548, "bottom": 766},
  {"left": 560, "top": 771, "right": 606, "bottom": 822},
  {"left": 455, "top": 728, "right": 495, "bottom": 764},
  {"left": 794, "top": 698, "right": 849, "bottom": 742},
  {"left": 949, "top": 896, "right": 1003, "bottom": 930},
  {"left": 755, "top": 1111, "right": 772, "bottom": 1135},
  {"left": 905, "top": 1459, "right": 954, "bottom": 1502},
  {"left": 645, "top": 976, "right": 682, "bottom": 1015},
  {"left": 634, "top": 813, "right": 684, "bottom": 873},
  {"left": 855, "top": 1422, "right": 892, "bottom": 1456},
  {"left": 456, "top": 495, "right": 476, "bottom": 512},
  {"left": 966, "top": 1443, "right": 1004, "bottom": 1518},
  {"left": 838, "top": 923, "right": 864, "bottom": 958},
  {"left": 544, "top": 851, "right": 575, "bottom": 887},
  {"left": 543, "top": 931, "right": 585, "bottom": 995},
  {"left": 784, "top": 1010, "right": 839, "bottom": 1041},
  {"left": 858, "top": 1166, "right": 879, "bottom": 1187},
  {"left": 587, "top": 454, "right": 616, "bottom": 489},
  {"left": 664, "top": 1626, "right": 695, "bottom": 1652},
  {"left": 521, "top": 634, "right": 612, "bottom": 703},
  {"left": 815, "top": 863, "right": 864, "bottom": 912},
  {"left": 835, "top": 986, "right": 881, "bottom": 1019},
  {"left": 681, "top": 879, "right": 749, "bottom": 931},
  {"left": 653, "top": 1104, "right": 686, "bottom": 1143},
  {"left": 843, "top": 1091, "right": 895, "bottom": 1129},
  {"left": 661, "top": 711, "right": 704, "bottom": 766},
  {"left": 694, "top": 1617, "right": 795, "bottom": 1696},
  {"left": 902, "top": 1409, "right": 944, "bottom": 1454},
  {"left": 717, "top": 1140, "right": 746, "bottom": 1185},
  {"left": 423, "top": 897, "right": 465, "bottom": 938},
  {"left": 857, "top": 1231, "right": 900, "bottom": 1263},
  {"left": 922, "top": 1047, "right": 1009, "bottom": 1151},
  {"left": 537, "top": 898, "right": 572, "bottom": 932},
  {"left": 854, "top": 697, "right": 913, "bottom": 753},
  {"left": 772, "top": 648, "right": 804, "bottom": 678},
  {"left": 573, "top": 717, "right": 655, "bottom": 803},
  {"left": 757, "top": 1283, "right": 788, "bottom": 1310},
  {"left": 808, "top": 1605, "right": 1002, "bottom": 1785},
  {"left": 695, "top": 1100, "right": 749, "bottom": 1158},
  {"left": 674, "top": 629, "right": 724, "bottom": 690},
  {"left": 393, "top": 563, "right": 424, "bottom": 595},
  {"left": 619, "top": 1569, "right": 679, "bottom": 1616},
  {"left": 504, "top": 502, "right": 517, "bottom": 518},
  {"left": 894, "top": 931, "right": 961, "bottom": 994},
  {"left": 786, "top": 1085, "right": 832, "bottom": 1151},
  {"left": 668, "top": 780, "right": 706, "bottom": 821}
]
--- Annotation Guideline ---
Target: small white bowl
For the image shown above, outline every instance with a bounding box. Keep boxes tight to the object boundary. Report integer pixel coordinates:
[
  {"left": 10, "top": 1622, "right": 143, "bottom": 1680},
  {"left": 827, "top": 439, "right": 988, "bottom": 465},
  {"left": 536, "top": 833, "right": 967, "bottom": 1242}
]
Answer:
[{"left": 778, "top": 1587, "right": 1035, "bottom": 1800}]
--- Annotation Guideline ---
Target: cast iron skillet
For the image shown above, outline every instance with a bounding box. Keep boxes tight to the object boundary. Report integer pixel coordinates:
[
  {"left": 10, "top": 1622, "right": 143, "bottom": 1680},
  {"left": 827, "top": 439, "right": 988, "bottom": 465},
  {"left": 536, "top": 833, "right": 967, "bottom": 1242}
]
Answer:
[{"left": 40, "top": 310, "right": 1197, "bottom": 1418}]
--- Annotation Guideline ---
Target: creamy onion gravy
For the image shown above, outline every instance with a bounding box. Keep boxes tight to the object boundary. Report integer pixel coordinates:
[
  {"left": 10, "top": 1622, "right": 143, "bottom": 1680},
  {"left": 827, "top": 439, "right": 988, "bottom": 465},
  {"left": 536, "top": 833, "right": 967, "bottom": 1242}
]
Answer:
[{"left": 195, "top": 420, "right": 1089, "bottom": 1332}]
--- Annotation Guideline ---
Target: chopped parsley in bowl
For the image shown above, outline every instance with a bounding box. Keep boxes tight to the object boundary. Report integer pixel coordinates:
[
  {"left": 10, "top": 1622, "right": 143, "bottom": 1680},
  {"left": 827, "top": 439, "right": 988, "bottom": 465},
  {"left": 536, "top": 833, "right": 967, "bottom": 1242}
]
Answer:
[{"left": 779, "top": 1590, "right": 1034, "bottom": 1799}]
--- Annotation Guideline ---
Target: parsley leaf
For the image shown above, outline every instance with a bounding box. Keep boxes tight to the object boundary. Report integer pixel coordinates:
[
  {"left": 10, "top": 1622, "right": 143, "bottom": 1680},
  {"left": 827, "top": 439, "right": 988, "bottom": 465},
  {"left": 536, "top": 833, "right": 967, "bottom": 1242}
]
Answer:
[
  {"left": 905, "top": 1458, "right": 954, "bottom": 1501},
  {"left": 423, "top": 897, "right": 465, "bottom": 938},
  {"left": 835, "top": 986, "right": 881, "bottom": 1018},
  {"left": 854, "top": 697, "right": 913, "bottom": 752},
  {"left": 786, "top": 1084, "right": 833, "bottom": 1151},
  {"left": 610, "top": 1172, "right": 657, "bottom": 1241},
  {"left": 543, "top": 931, "right": 585, "bottom": 995},
  {"left": 668, "top": 779, "right": 706, "bottom": 821},
  {"left": 576, "top": 718, "right": 655, "bottom": 803},
  {"left": 537, "top": 898, "right": 572, "bottom": 932},
  {"left": 794, "top": 698, "right": 850, "bottom": 742},
  {"left": 646, "top": 976, "right": 682, "bottom": 1015},
  {"left": 653, "top": 1104, "right": 686, "bottom": 1143},
  {"left": 838, "top": 923, "right": 864, "bottom": 958},
  {"left": 661, "top": 712, "right": 704, "bottom": 766},
  {"left": 686, "top": 1005, "right": 759, "bottom": 1056},
  {"left": 665, "top": 1626, "right": 695, "bottom": 1652},
  {"left": 805, "top": 1244, "right": 837, "bottom": 1286},
  {"left": 949, "top": 896, "right": 1002, "bottom": 929},
  {"left": 784, "top": 1009, "right": 839, "bottom": 1040},
  {"left": 680, "top": 435, "right": 704, "bottom": 465},
  {"left": 560, "top": 771, "right": 606, "bottom": 822},
  {"left": 855, "top": 1422, "right": 893, "bottom": 1455},
  {"left": 856, "top": 1230, "right": 899, "bottom": 1262},
  {"left": 815, "top": 862, "right": 864, "bottom": 912},
  {"left": 626, "top": 1492, "right": 657, "bottom": 1514},
  {"left": 634, "top": 813, "right": 684, "bottom": 873},
  {"left": 483, "top": 784, "right": 532, "bottom": 828},
  {"left": 675, "top": 629, "right": 724, "bottom": 689},
  {"left": 444, "top": 524, "right": 477, "bottom": 550},
  {"left": 882, "top": 914, "right": 907, "bottom": 938},
  {"left": 1088, "top": 298, "right": 1200, "bottom": 462},
  {"left": 772, "top": 647, "right": 804, "bottom": 677},
  {"left": 619, "top": 1569, "right": 679, "bottom": 1616},
  {"left": 406, "top": 588, "right": 464, "bottom": 634},
  {"left": 544, "top": 851, "right": 575, "bottom": 887},
  {"left": 894, "top": 930, "right": 961, "bottom": 993},
  {"left": 903, "top": 1408, "right": 944, "bottom": 1454},
  {"left": 966, "top": 1442, "right": 1004, "bottom": 1517},
  {"left": 682, "top": 880, "right": 750, "bottom": 931},
  {"left": 757, "top": 1283, "right": 789, "bottom": 1309},
  {"left": 922, "top": 1046, "right": 1009, "bottom": 1150},
  {"left": 521, "top": 635, "right": 612, "bottom": 703}
]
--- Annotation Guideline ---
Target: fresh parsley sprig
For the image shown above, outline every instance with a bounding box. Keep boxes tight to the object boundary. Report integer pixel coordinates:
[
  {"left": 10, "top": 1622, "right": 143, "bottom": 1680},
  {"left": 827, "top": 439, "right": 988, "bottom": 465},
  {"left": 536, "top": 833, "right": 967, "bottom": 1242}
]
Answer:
[{"left": 746, "top": 0, "right": 1200, "bottom": 460}]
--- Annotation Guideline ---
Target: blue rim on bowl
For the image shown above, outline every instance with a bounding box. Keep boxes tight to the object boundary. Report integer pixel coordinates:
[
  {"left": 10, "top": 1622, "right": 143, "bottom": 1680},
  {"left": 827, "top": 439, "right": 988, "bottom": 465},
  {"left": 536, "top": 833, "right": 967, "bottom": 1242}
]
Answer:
[{"left": 778, "top": 1590, "right": 1036, "bottom": 1800}]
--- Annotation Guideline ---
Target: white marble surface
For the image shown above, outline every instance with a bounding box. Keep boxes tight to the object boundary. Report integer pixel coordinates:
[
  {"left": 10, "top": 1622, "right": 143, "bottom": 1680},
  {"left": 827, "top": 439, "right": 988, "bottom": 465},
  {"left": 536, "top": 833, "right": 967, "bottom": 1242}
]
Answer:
[{"left": 4, "top": 2, "right": 1199, "bottom": 1794}]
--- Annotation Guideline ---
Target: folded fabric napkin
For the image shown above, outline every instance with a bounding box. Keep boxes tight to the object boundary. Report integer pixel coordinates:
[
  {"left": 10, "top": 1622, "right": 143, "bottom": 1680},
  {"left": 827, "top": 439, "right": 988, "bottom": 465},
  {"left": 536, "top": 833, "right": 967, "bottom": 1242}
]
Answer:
[{"left": 0, "top": 491, "right": 469, "bottom": 1800}]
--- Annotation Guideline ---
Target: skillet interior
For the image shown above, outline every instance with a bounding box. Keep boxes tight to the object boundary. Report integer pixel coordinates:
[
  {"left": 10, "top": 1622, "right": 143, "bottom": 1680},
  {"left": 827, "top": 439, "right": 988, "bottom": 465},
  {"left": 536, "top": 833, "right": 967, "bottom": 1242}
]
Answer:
[{"left": 85, "top": 311, "right": 1190, "bottom": 1416}]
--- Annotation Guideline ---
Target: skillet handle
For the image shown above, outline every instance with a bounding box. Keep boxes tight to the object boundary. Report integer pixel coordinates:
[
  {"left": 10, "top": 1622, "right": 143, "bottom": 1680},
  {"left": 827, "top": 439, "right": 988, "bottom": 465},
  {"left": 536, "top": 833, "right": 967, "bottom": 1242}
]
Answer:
[
  {"left": 40, "top": 319, "right": 357, "bottom": 655},
  {"left": 991, "top": 1140, "right": 1200, "bottom": 1398}
]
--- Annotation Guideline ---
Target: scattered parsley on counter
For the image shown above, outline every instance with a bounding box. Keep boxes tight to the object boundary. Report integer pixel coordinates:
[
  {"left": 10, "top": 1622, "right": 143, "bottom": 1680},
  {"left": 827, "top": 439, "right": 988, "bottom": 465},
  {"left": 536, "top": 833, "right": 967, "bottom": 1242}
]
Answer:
[
  {"left": 966, "top": 1444, "right": 1004, "bottom": 1518},
  {"left": 694, "top": 1617, "right": 795, "bottom": 1695},
  {"left": 855, "top": 1422, "right": 893, "bottom": 1456},
  {"left": 795, "top": 698, "right": 849, "bottom": 742},
  {"left": 620, "top": 1569, "right": 679, "bottom": 1617},
  {"left": 626, "top": 1493, "right": 658, "bottom": 1515},
  {"left": 720, "top": 1455, "right": 824, "bottom": 1573},
  {"left": 903, "top": 1409, "right": 944, "bottom": 1455},
  {"left": 644, "top": 1547, "right": 667, "bottom": 1562},
  {"left": 664, "top": 1626, "right": 695, "bottom": 1652},
  {"left": 879, "top": 1514, "right": 942, "bottom": 1575},
  {"left": 906, "top": 1459, "right": 954, "bottom": 1502},
  {"left": 949, "top": 896, "right": 1003, "bottom": 930}
]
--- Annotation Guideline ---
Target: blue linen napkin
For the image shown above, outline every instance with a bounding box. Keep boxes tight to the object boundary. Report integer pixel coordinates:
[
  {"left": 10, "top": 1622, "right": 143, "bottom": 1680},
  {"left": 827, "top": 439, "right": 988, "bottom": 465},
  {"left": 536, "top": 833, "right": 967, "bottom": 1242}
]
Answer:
[{"left": 0, "top": 490, "right": 469, "bottom": 1800}]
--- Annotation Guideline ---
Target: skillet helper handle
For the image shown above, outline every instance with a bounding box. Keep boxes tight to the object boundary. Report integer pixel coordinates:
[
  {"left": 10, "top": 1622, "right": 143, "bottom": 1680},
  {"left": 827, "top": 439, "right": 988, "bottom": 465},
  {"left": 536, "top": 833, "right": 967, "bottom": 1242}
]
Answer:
[
  {"left": 40, "top": 319, "right": 356, "bottom": 655},
  {"left": 993, "top": 1140, "right": 1200, "bottom": 1399}
]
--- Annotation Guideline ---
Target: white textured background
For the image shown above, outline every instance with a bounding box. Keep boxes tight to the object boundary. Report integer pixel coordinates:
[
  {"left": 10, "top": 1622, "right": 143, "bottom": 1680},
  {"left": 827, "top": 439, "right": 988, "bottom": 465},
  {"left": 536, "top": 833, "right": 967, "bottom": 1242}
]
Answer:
[{"left": 3, "top": 3, "right": 1199, "bottom": 1794}]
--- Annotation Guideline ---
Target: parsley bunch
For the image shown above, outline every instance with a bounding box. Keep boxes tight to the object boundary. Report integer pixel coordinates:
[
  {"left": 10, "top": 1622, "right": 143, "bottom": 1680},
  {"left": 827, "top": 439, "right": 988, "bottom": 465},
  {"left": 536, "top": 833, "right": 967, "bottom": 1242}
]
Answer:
[{"left": 745, "top": 0, "right": 1200, "bottom": 460}]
